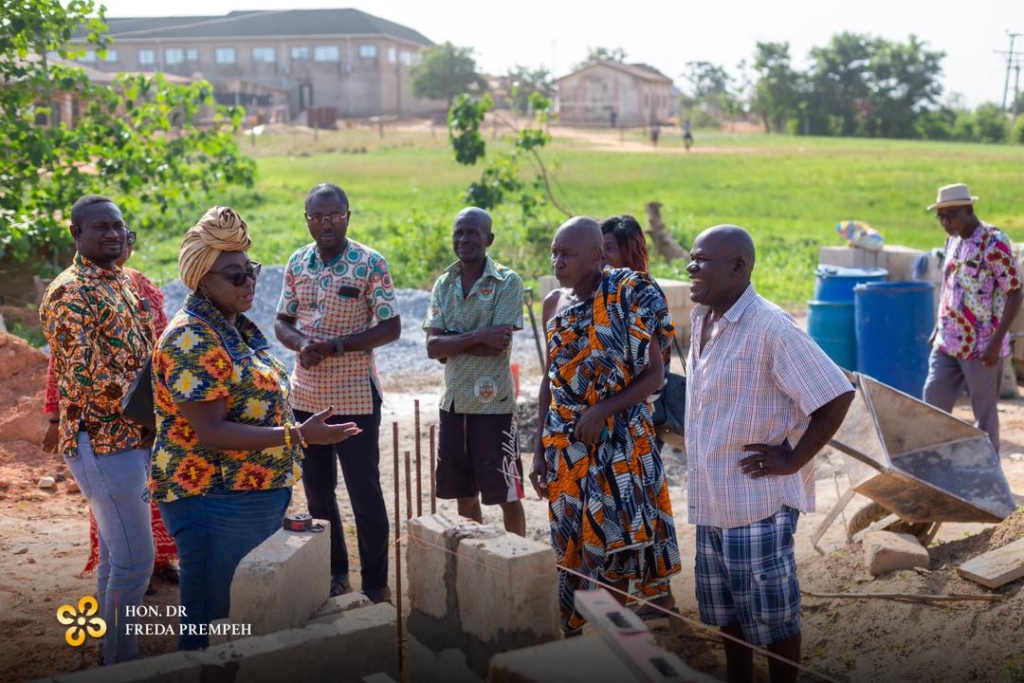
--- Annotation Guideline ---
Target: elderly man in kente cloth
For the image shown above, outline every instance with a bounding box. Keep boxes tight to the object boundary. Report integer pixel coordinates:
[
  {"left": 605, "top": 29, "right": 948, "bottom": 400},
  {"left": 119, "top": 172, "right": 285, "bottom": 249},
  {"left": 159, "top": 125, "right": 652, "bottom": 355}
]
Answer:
[{"left": 529, "top": 216, "right": 681, "bottom": 635}]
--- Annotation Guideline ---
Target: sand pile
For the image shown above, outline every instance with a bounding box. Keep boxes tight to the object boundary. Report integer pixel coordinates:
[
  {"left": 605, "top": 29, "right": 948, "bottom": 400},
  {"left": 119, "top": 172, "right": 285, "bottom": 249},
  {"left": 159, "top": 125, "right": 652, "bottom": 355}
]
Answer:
[{"left": 0, "top": 331, "right": 55, "bottom": 493}]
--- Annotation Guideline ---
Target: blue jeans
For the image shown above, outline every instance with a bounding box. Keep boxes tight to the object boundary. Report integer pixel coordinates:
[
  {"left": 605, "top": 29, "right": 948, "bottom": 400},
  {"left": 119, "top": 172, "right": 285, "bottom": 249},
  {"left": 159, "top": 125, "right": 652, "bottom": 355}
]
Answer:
[
  {"left": 65, "top": 434, "right": 154, "bottom": 664},
  {"left": 158, "top": 487, "right": 291, "bottom": 650}
]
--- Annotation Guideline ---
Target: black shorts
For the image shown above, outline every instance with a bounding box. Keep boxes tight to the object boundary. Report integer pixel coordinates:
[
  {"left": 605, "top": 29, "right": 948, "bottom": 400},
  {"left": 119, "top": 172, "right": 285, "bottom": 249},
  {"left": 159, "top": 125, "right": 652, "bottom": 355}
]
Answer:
[{"left": 436, "top": 410, "right": 524, "bottom": 505}]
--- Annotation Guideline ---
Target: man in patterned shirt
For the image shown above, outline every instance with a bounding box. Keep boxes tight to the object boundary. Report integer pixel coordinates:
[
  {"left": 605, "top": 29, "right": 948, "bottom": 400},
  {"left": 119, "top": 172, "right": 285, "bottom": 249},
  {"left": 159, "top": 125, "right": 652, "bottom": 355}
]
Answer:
[
  {"left": 923, "top": 183, "right": 1021, "bottom": 451},
  {"left": 424, "top": 207, "right": 525, "bottom": 535},
  {"left": 40, "top": 194, "right": 155, "bottom": 664},
  {"left": 275, "top": 183, "right": 401, "bottom": 602},
  {"left": 686, "top": 224, "right": 853, "bottom": 683}
]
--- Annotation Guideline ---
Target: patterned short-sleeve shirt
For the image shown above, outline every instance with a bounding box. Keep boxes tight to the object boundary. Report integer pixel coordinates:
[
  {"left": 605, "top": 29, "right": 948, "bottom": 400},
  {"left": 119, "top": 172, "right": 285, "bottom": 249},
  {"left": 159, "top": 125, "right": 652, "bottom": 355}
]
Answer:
[
  {"left": 423, "top": 256, "right": 523, "bottom": 414},
  {"left": 151, "top": 294, "right": 303, "bottom": 502},
  {"left": 277, "top": 239, "right": 398, "bottom": 414},
  {"left": 40, "top": 253, "right": 155, "bottom": 457},
  {"left": 936, "top": 221, "right": 1021, "bottom": 360}
]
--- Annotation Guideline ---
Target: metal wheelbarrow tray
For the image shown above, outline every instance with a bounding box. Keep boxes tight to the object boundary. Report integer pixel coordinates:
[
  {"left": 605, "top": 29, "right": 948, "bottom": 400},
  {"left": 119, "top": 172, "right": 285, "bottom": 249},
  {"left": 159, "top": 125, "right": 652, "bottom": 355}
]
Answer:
[{"left": 812, "top": 373, "right": 1017, "bottom": 553}]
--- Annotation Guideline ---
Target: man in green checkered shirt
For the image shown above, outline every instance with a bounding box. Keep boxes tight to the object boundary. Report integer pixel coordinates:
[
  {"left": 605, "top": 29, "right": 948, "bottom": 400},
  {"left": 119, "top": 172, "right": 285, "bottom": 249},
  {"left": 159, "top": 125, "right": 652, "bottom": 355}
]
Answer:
[{"left": 424, "top": 207, "right": 526, "bottom": 535}]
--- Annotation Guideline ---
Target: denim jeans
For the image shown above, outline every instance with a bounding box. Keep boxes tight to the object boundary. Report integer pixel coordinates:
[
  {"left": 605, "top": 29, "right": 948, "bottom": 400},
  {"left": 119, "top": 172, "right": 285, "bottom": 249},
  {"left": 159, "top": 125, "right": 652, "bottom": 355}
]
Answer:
[
  {"left": 294, "top": 388, "right": 390, "bottom": 592},
  {"left": 158, "top": 486, "right": 291, "bottom": 650},
  {"left": 64, "top": 433, "right": 154, "bottom": 664}
]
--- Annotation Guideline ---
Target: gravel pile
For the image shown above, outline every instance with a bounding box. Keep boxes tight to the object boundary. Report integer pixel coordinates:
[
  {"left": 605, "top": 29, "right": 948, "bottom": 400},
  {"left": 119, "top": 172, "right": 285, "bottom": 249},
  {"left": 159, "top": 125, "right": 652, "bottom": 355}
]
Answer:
[{"left": 162, "top": 265, "right": 544, "bottom": 379}]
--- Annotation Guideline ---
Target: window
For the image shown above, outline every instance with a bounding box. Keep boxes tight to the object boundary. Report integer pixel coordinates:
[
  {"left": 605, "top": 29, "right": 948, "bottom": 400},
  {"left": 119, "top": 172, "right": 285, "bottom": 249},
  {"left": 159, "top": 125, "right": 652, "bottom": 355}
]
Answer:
[
  {"left": 388, "top": 47, "right": 396, "bottom": 63},
  {"left": 358, "top": 44, "right": 377, "bottom": 59},
  {"left": 138, "top": 49, "right": 155, "bottom": 66},
  {"left": 104, "top": 49, "right": 118, "bottom": 63},
  {"left": 164, "top": 48, "right": 184, "bottom": 65},
  {"left": 186, "top": 48, "right": 198, "bottom": 62},
  {"left": 78, "top": 49, "right": 96, "bottom": 63},
  {"left": 291, "top": 46, "right": 310, "bottom": 60},
  {"left": 214, "top": 48, "right": 236, "bottom": 64},
  {"left": 252, "top": 47, "right": 275, "bottom": 63},
  {"left": 400, "top": 51, "right": 412, "bottom": 66},
  {"left": 313, "top": 45, "right": 339, "bottom": 62}
]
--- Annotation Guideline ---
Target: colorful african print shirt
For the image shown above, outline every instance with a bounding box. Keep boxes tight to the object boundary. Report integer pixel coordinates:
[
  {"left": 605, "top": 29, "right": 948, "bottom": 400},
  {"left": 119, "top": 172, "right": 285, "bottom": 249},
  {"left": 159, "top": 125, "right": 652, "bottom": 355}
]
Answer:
[
  {"left": 150, "top": 294, "right": 302, "bottom": 502},
  {"left": 935, "top": 221, "right": 1021, "bottom": 360},
  {"left": 277, "top": 239, "right": 398, "bottom": 414},
  {"left": 541, "top": 268, "right": 681, "bottom": 632},
  {"left": 40, "top": 253, "right": 155, "bottom": 457},
  {"left": 423, "top": 256, "right": 523, "bottom": 414}
]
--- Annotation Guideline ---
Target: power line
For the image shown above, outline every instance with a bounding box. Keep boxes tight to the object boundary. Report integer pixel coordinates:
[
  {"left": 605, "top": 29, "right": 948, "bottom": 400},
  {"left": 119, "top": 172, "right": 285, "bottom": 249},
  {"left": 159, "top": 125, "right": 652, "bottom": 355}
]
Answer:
[{"left": 997, "top": 31, "right": 1022, "bottom": 112}]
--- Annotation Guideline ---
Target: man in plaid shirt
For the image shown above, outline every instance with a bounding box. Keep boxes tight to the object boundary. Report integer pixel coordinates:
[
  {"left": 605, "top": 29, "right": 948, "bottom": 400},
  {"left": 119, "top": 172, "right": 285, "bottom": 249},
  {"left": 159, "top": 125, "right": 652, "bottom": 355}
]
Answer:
[
  {"left": 275, "top": 183, "right": 401, "bottom": 602},
  {"left": 685, "top": 224, "right": 854, "bottom": 683}
]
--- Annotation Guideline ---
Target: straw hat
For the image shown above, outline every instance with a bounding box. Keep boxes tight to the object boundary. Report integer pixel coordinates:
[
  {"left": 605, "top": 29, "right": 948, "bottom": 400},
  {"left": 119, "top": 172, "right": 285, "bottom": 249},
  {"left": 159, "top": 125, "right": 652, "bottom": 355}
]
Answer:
[{"left": 927, "top": 183, "right": 978, "bottom": 211}]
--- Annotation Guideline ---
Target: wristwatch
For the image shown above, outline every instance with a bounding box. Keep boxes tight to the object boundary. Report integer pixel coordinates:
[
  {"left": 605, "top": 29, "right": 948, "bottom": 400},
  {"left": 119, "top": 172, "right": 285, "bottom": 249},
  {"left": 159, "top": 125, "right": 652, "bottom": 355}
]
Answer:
[{"left": 334, "top": 338, "right": 346, "bottom": 355}]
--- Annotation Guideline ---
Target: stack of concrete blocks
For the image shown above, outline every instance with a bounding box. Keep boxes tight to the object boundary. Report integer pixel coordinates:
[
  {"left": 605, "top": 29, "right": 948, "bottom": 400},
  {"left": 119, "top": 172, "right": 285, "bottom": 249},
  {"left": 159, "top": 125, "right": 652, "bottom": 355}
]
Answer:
[
  {"left": 42, "top": 520, "right": 399, "bottom": 683},
  {"left": 538, "top": 274, "right": 694, "bottom": 352},
  {"left": 405, "top": 513, "right": 561, "bottom": 682}
]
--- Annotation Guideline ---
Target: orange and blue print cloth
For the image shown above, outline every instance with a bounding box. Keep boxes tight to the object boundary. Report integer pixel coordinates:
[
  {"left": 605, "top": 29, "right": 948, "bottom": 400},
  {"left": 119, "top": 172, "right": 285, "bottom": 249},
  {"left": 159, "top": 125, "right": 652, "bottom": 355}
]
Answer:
[{"left": 541, "top": 267, "right": 681, "bottom": 632}]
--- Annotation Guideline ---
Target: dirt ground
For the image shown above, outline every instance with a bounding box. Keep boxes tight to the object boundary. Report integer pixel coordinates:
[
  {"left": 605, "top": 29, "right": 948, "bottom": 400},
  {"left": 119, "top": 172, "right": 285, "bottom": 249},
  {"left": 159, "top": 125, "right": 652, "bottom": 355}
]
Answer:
[{"left": 3, "top": 328, "right": 1024, "bottom": 683}]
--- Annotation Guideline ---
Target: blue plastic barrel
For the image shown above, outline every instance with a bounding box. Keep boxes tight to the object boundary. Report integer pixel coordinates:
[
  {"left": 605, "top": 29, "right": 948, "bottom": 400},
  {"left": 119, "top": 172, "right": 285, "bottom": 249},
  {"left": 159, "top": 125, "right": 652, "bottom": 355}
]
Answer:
[
  {"left": 854, "top": 281, "right": 935, "bottom": 396},
  {"left": 807, "top": 301, "right": 857, "bottom": 370},
  {"left": 814, "top": 266, "right": 888, "bottom": 302}
]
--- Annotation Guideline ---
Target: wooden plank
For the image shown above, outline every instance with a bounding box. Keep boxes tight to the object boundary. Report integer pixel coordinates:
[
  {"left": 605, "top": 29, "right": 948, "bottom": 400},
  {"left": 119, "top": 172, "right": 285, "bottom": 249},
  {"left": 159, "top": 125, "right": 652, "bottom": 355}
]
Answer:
[{"left": 957, "top": 537, "right": 1024, "bottom": 589}]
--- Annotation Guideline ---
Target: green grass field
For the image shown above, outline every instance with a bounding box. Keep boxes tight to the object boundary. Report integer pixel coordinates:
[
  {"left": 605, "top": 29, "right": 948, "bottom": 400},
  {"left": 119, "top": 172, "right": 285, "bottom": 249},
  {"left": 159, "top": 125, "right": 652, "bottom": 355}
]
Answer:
[{"left": 132, "top": 126, "right": 1024, "bottom": 308}]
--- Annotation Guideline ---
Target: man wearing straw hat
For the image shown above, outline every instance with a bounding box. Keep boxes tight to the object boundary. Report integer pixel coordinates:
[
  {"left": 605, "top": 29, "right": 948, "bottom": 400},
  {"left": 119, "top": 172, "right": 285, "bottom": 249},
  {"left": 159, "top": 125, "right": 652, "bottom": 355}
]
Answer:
[{"left": 923, "top": 183, "right": 1022, "bottom": 451}]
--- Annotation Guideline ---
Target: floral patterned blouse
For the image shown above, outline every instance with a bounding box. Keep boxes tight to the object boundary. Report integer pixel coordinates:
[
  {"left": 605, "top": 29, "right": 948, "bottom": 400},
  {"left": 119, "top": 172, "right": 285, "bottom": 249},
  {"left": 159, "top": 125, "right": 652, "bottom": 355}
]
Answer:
[
  {"left": 151, "top": 294, "right": 303, "bottom": 502},
  {"left": 39, "top": 253, "right": 155, "bottom": 457},
  {"left": 936, "top": 222, "right": 1021, "bottom": 360}
]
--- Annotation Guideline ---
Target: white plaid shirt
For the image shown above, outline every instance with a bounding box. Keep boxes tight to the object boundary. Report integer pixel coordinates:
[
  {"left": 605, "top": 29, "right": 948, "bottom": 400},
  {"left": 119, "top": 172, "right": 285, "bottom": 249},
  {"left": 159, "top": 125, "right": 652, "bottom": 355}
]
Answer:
[{"left": 685, "top": 285, "right": 852, "bottom": 528}]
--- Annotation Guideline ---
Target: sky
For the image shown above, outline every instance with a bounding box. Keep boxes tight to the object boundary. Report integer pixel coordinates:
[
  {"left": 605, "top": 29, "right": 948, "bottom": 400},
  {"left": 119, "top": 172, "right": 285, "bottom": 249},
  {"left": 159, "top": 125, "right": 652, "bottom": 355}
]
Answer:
[{"left": 96, "top": 0, "right": 1023, "bottom": 108}]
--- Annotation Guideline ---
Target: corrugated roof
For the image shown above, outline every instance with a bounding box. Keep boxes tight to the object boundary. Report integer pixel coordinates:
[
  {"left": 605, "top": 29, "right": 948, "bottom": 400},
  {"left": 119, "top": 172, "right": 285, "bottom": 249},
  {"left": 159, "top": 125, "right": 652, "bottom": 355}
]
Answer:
[
  {"left": 555, "top": 60, "right": 673, "bottom": 84},
  {"left": 74, "top": 8, "right": 432, "bottom": 45}
]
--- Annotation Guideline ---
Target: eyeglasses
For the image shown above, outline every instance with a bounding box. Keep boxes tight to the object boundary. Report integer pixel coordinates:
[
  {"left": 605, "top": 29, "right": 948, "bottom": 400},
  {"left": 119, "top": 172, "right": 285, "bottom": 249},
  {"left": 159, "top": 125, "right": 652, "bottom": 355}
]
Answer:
[
  {"left": 207, "top": 262, "right": 261, "bottom": 287},
  {"left": 126, "top": 231, "right": 137, "bottom": 246},
  {"left": 304, "top": 212, "right": 347, "bottom": 224},
  {"left": 936, "top": 207, "right": 964, "bottom": 222}
]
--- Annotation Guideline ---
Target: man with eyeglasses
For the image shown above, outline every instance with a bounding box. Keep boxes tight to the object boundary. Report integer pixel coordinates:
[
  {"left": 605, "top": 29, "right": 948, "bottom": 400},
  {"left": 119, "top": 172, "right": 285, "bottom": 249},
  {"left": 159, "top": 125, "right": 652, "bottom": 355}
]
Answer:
[
  {"left": 39, "top": 194, "right": 156, "bottom": 664},
  {"left": 923, "top": 183, "right": 1022, "bottom": 450},
  {"left": 275, "top": 182, "right": 401, "bottom": 602}
]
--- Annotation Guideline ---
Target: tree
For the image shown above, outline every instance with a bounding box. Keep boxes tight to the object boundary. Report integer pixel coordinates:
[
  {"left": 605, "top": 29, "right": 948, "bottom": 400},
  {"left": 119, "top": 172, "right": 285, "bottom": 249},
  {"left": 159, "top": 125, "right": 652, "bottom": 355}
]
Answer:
[
  {"left": 751, "top": 42, "right": 800, "bottom": 133},
  {"left": 411, "top": 42, "right": 487, "bottom": 108},
  {"left": 805, "top": 32, "right": 874, "bottom": 136},
  {"left": 501, "top": 65, "right": 553, "bottom": 114},
  {"left": 682, "top": 61, "right": 734, "bottom": 124},
  {"left": 1, "top": 0, "right": 254, "bottom": 267},
  {"left": 580, "top": 46, "right": 627, "bottom": 66},
  {"left": 974, "top": 103, "right": 1009, "bottom": 142}
]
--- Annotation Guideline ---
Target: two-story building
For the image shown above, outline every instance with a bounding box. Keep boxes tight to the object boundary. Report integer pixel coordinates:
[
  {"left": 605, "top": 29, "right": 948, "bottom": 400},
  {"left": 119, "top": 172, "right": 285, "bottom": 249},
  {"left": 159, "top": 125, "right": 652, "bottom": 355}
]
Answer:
[
  {"left": 71, "top": 8, "right": 439, "bottom": 120},
  {"left": 554, "top": 60, "right": 676, "bottom": 128}
]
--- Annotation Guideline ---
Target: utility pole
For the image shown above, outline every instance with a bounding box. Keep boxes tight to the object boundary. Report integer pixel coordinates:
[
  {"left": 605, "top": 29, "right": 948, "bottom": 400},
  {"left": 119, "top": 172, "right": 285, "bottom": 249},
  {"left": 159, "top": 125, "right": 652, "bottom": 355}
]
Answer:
[{"left": 1000, "top": 31, "right": 1022, "bottom": 112}]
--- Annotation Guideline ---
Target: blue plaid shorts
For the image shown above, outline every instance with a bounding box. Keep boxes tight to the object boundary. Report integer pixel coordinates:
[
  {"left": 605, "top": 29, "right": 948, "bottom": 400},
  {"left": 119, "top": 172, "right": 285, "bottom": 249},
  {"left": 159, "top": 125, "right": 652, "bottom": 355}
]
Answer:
[{"left": 695, "top": 506, "right": 801, "bottom": 647}]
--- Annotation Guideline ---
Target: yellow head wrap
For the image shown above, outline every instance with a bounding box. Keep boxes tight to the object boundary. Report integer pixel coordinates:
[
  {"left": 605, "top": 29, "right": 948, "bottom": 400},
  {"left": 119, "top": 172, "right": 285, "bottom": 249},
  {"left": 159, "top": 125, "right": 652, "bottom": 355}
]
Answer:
[{"left": 178, "top": 206, "right": 251, "bottom": 291}]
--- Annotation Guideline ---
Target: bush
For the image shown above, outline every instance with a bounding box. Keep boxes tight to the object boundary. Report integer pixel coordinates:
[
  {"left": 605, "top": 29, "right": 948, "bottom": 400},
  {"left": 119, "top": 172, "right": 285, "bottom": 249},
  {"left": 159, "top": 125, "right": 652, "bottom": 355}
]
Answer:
[
  {"left": 1013, "top": 117, "right": 1024, "bottom": 145},
  {"left": 974, "top": 103, "right": 1009, "bottom": 143}
]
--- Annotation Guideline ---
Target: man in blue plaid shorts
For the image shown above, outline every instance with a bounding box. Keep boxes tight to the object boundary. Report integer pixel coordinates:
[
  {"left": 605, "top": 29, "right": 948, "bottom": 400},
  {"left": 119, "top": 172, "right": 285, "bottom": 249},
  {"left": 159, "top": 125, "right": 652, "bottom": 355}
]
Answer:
[{"left": 685, "top": 225, "right": 854, "bottom": 683}]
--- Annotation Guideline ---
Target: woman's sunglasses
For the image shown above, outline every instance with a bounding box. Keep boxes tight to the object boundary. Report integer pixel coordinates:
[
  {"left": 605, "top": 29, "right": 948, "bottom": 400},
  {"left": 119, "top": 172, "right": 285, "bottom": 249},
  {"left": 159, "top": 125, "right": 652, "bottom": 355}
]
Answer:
[{"left": 207, "top": 262, "right": 262, "bottom": 287}]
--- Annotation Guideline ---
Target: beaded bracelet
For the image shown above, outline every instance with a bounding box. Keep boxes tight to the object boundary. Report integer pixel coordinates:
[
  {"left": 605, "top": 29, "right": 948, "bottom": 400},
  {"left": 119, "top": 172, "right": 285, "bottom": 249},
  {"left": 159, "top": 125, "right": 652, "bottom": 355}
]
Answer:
[
  {"left": 294, "top": 424, "right": 309, "bottom": 449},
  {"left": 283, "top": 423, "right": 293, "bottom": 449}
]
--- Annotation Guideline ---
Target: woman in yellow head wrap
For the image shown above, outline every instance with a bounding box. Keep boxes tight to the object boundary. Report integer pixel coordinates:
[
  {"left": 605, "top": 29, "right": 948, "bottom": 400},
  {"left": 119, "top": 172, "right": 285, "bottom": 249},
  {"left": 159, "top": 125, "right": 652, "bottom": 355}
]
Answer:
[{"left": 151, "top": 206, "right": 360, "bottom": 650}]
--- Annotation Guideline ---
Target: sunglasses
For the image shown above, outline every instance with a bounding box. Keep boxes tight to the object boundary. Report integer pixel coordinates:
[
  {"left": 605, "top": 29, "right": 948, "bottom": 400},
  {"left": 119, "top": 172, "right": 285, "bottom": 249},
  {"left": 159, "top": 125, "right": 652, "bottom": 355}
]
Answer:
[
  {"left": 935, "top": 207, "right": 965, "bottom": 222},
  {"left": 207, "top": 262, "right": 261, "bottom": 287}
]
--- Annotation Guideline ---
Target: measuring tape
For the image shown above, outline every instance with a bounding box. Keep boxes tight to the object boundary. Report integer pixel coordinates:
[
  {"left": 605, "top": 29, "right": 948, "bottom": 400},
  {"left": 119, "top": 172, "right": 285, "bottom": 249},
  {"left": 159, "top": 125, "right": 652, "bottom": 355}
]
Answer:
[{"left": 282, "top": 514, "right": 324, "bottom": 532}]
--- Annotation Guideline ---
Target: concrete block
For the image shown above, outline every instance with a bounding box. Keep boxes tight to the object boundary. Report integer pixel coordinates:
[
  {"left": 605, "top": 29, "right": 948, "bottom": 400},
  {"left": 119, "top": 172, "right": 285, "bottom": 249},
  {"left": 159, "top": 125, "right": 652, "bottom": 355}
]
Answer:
[
  {"left": 819, "top": 246, "right": 882, "bottom": 269},
  {"left": 957, "top": 537, "right": 1024, "bottom": 588},
  {"left": 408, "top": 633, "right": 481, "bottom": 683},
  {"left": 455, "top": 533, "right": 560, "bottom": 644},
  {"left": 306, "top": 592, "right": 373, "bottom": 626},
  {"left": 407, "top": 514, "right": 461, "bottom": 620},
  {"left": 229, "top": 522, "right": 331, "bottom": 638},
  {"left": 538, "top": 275, "right": 559, "bottom": 300},
  {"left": 879, "top": 245, "right": 926, "bottom": 281},
  {"left": 863, "top": 531, "right": 930, "bottom": 576}
]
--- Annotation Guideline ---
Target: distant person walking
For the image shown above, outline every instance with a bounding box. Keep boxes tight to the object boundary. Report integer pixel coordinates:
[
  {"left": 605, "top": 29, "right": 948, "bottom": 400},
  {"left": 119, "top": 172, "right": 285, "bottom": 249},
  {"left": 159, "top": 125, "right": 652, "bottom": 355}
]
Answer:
[
  {"left": 275, "top": 182, "right": 401, "bottom": 603},
  {"left": 922, "top": 183, "right": 1021, "bottom": 451},
  {"left": 650, "top": 121, "right": 661, "bottom": 147},
  {"left": 682, "top": 119, "right": 693, "bottom": 150},
  {"left": 424, "top": 207, "right": 526, "bottom": 535}
]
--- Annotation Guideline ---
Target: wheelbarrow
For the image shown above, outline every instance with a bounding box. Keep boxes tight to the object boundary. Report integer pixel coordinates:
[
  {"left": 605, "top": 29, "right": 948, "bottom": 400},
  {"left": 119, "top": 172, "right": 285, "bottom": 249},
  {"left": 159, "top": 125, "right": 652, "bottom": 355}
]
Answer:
[{"left": 811, "top": 372, "right": 1017, "bottom": 554}]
